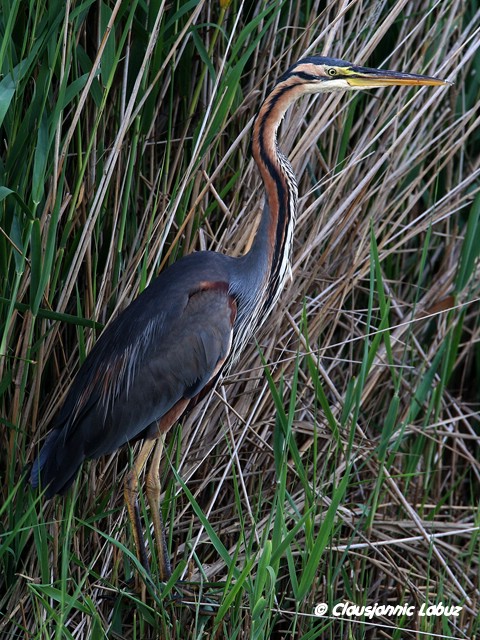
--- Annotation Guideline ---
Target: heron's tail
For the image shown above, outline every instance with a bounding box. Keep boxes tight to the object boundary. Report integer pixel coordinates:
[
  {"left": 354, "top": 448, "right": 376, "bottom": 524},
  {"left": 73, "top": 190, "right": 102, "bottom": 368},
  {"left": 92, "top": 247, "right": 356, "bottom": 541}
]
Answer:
[{"left": 30, "top": 429, "right": 83, "bottom": 498}]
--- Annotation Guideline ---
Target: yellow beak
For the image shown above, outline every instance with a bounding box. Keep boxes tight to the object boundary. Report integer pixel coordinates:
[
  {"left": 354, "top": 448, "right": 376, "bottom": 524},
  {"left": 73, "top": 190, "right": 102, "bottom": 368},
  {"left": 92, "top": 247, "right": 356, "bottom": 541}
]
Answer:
[{"left": 346, "top": 65, "right": 449, "bottom": 88}]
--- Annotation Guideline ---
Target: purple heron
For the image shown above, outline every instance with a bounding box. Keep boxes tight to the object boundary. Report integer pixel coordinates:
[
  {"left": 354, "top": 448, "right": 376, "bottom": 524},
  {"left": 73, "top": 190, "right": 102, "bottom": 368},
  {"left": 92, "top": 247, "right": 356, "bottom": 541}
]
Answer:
[{"left": 31, "top": 57, "right": 447, "bottom": 582}]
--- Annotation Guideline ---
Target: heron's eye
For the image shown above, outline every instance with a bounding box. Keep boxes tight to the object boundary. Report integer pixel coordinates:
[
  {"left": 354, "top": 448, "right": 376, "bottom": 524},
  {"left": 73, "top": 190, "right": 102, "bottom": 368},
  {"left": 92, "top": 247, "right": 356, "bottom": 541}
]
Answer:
[{"left": 327, "top": 68, "right": 338, "bottom": 77}]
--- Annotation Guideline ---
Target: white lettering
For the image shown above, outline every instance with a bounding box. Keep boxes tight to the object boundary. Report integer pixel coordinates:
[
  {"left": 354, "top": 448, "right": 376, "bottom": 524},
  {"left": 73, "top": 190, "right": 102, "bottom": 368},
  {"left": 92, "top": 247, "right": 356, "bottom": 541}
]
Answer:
[
  {"left": 329, "top": 600, "right": 461, "bottom": 619},
  {"left": 332, "top": 602, "right": 346, "bottom": 616}
]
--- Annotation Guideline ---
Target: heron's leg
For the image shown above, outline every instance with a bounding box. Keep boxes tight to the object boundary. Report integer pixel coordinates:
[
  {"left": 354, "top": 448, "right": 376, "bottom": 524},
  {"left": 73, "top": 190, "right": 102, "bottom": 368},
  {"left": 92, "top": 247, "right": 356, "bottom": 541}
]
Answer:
[
  {"left": 146, "top": 435, "right": 172, "bottom": 581},
  {"left": 124, "top": 439, "right": 156, "bottom": 573},
  {"left": 144, "top": 436, "right": 216, "bottom": 614}
]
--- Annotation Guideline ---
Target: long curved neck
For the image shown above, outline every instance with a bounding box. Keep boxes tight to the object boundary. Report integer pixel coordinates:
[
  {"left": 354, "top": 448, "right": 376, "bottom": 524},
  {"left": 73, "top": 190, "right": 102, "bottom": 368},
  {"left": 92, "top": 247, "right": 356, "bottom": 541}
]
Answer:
[
  {"left": 227, "top": 75, "right": 315, "bottom": 363},
  {"left": 245, "top": 76, "right": 308, "bottom": 308}
]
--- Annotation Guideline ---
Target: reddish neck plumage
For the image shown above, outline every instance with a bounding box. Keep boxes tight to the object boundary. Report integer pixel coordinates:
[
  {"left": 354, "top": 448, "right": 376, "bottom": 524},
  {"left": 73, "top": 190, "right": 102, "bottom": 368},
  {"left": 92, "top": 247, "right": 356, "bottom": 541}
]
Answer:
[{"left": 248, "top": 76, "right": 304, "bottom": 307}]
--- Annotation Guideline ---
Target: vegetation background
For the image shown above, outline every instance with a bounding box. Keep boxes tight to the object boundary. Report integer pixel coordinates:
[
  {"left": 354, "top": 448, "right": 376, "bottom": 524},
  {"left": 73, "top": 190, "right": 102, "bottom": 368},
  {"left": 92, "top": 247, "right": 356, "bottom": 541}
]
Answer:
[{"left": 1, "top": 0, "right": 479, "bottom": 638}]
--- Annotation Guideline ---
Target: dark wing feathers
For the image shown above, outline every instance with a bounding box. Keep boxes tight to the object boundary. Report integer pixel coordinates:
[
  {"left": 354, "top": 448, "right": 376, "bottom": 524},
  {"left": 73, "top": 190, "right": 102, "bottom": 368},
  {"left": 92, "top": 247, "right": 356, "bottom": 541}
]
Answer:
[{"left": 31, "top": 252, "right": 237, "bottom": 497}]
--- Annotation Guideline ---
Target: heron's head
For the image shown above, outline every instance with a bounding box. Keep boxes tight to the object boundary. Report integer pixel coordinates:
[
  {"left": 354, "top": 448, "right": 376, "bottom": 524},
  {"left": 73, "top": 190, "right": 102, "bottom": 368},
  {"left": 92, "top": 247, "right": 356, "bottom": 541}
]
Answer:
[{"left": 279, "top": 56, "right": 449, "bottom": 93}]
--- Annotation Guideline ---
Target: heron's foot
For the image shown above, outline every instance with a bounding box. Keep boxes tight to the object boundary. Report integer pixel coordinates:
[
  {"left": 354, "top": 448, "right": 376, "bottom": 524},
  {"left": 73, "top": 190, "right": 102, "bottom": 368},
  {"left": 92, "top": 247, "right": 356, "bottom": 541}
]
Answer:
[
  {"left": 121, "top": 572, "right": 217, "bottom": 615},
  {"left": 164, "top": 580, "right": 217, "bottom": 615}
]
